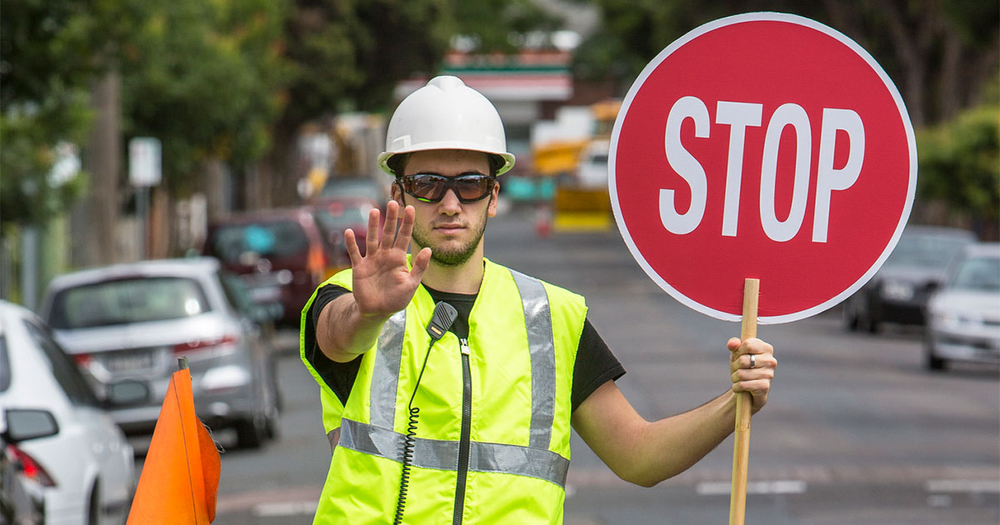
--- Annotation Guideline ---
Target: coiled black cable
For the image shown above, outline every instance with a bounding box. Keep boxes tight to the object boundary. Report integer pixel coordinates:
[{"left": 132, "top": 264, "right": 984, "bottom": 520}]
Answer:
[
  {"left": 393, "top": 405, "right": 419, "bottom": 525},
  {"left": 392, "top": 302, "right": 456, "bottom": 525}
]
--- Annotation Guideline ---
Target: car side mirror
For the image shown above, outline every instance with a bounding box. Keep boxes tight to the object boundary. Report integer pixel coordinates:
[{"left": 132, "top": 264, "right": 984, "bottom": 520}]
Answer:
[
  {"left": 4, "top": 409, "right": 59, "bottom": 443},
  {"left": 104, "top": 380, "right": 150, "bottom": 408}
]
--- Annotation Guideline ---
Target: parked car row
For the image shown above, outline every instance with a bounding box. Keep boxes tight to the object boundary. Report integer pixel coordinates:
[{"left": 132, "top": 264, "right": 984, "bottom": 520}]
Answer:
[
  {"left": 200, "top": 176, "right": 388, "bottom": 328},
  {"left": 0, "top": 176, "right": 391, "bottom": 524},
  {"left": 39, "top": 257, "right": 282, "bottom": 449}
]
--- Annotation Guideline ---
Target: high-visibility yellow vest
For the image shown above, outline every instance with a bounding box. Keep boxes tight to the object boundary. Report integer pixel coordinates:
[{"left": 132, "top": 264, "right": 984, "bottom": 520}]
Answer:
[{"left": 300, "top": 258, "right": 587, "bottom": 524}]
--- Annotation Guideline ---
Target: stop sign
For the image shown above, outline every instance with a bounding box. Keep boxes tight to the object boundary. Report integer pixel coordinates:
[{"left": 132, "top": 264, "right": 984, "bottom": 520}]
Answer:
[{"left": 610, "top": 12, "right": 917, "bottom": 324}]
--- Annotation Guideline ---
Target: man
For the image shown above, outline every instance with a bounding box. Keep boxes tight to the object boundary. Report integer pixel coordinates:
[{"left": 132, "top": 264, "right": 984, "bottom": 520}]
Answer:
[{"left": 300, "top": 76, "right": 776, "bottom": 524}]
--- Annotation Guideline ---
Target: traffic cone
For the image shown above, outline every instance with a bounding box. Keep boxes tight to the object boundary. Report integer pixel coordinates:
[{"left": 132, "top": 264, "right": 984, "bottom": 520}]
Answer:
[{"left": 127, "top": 365, "right": 221, "bottom": 524}]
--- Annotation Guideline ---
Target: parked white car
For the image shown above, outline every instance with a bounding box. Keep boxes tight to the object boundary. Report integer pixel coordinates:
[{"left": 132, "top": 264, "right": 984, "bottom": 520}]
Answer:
[
  {"left": 925, "top": 243, "right": 1000, "bottom": 370},
  {"left": 0, "top": 300, "right": 135, "bottom": 525},
  {"left": 39, "top": 257, "right": 281, "bottom": 449}
]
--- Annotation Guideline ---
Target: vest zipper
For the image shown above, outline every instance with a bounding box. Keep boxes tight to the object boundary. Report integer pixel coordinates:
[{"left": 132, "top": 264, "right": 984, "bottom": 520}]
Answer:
[{"left": 453, "top": 338, "right": 472, "bottom": 525}]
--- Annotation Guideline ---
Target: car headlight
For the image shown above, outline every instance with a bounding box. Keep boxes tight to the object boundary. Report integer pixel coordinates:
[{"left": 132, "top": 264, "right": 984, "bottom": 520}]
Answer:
[
  {"left": 881, "top": 280, "right": 915, "bottom": 301},
  {"left": 929, "top": 310, "right": 961, "bottom": 328}
]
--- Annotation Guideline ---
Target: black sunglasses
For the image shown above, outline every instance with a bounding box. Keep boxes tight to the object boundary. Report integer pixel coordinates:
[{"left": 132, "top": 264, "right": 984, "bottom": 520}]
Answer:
[{"left": 397, "top": 173, "right": 496, "bottom": 204}]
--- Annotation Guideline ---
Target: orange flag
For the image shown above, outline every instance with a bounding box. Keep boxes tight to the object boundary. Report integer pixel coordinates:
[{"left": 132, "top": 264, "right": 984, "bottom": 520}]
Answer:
[{"left": 127, "top": 367, "right": 221, "bottom": 524}]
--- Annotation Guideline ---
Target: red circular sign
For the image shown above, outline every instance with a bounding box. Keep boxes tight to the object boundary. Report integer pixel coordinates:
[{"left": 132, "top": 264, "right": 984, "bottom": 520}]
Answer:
[{"left": 610, "top": 13, "right": 917, "bottom": 323}]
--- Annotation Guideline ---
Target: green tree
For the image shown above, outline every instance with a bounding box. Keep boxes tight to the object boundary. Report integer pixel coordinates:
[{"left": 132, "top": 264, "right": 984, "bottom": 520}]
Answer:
[
  {"left": 120, "top": 0, "right": 290, "bottom": 197},
  {"left": 579, "top": 0, "right": 999, "bottom": 127},
  {"left": 0, "top": 0, "right": 104, "bottom": 226},
  {"left": 255, "top": 0, "right": 453, "bottom": 207},
  {"left": 917, "top": 83, "right": 1000, "bottom": 238}
]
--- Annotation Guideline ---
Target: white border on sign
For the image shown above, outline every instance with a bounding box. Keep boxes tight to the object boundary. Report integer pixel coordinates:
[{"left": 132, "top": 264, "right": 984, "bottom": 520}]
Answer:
[{"left": 608, "top": 12, "right": 918, "bottom": 325}]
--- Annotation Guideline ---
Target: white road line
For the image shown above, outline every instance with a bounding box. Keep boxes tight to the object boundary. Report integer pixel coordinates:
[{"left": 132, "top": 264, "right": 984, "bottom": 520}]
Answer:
[
  {"left": 696, "top": 480, "right": 808, "bottom": 496},
  {"left": 252, "top": 501, "right": 319, "bottom": 517},
  {"left": 925, "top": 479, "right": 1000, "bottom": 494}
]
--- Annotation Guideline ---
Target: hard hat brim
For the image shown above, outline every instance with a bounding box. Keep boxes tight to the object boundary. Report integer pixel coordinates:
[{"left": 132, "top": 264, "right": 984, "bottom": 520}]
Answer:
[{"left": 378, "top": 148, "right": 515, "bottom": 177}]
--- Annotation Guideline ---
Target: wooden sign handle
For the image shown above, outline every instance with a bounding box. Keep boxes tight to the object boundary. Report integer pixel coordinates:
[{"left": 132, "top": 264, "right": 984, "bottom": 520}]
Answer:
[{"left": 730, "top": 278, "right": 759, "bottom": 525}]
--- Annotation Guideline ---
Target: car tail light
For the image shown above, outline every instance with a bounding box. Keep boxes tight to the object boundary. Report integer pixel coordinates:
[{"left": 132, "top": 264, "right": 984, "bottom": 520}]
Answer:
[
  {"left": 7, "top": 444, "right": 56, "bottom": 487},
  {"left": 172, "top": 335, "right": 239, "bottom": 355},
  {"left": 72, "top": 353, "right": 93, "bottom": 367}
]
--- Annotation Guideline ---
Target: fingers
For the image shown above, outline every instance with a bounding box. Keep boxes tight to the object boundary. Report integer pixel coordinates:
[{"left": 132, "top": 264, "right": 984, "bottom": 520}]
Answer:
[
  {"left": 365, "top": 207, "right": 380, "bottom": 256},
  {"left": 728, "top": 337, "right": 773, "bottom": 360},
  {"left": 410, "top": 247, "right": 432, "bottom": 281},
  {"left": 345, "top": 228, "right": 363, "bottom": 267},
  {"left": 393, "top": 205, "right": 416, "bottom": 251},
  {"left": 728, "top": 337, "right": 776, "bottom": 412},
  {"left": 381, "top": 200, "right": 400, "bottom": 248}
]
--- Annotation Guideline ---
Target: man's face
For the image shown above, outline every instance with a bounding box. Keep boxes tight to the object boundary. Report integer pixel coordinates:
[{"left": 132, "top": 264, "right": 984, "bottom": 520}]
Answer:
[{"left": 393, "top": 149, "right": 498, "bottom": 267}]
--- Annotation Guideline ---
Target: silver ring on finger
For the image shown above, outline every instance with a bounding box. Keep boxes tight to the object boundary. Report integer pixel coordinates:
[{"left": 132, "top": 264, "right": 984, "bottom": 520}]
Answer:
[{"left": 748, "top": 354, "right": 756, "bottom": 369}]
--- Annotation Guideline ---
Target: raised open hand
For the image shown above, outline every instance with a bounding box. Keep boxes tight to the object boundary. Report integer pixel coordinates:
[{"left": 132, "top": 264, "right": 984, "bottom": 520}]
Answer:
[{"left": 344, "top": 200, "right": 431, "bottom": 319}]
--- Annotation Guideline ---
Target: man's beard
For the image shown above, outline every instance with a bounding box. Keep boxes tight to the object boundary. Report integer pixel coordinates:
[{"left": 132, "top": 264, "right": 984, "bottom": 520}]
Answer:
[{"left": 411, "top": 209, "right": 489, "bottom": 267}]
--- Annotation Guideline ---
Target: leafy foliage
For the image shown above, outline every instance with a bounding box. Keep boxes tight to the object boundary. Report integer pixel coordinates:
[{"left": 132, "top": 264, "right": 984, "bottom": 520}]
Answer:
[
  {"left": 0, "top": 0, "right": 103, "bottom": 225},
  {"left": 580, "top": 0, "right": 998, "bottom": 126},
  {"left": 917, "top": 89, "right": 1000, "bottom": 222},
  {"left": 120, "top": 0, "right": 290, "bottom": 195}
]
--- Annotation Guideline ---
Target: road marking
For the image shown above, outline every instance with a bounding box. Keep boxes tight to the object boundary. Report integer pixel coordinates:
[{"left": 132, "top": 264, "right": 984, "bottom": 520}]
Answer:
[
  {"left": 696, "top": 480, "right": 808, "bottom": 496},
  {"left": 252, "top": 501, "right": 319, "bottom": 517},
  {"left": 925, "top": 479, "right": 1000, "bottom": 494}
]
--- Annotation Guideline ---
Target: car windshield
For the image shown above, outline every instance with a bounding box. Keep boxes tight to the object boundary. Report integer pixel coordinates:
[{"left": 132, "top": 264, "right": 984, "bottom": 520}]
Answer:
[
  {"left": 950, "top": 256, "right": 1000, "bottom": 292},
  {"left": 319, "top": 179, "right": 385, "bottom": 202},
  {"left": 886, "top": 233, "right": 971, "bottom": 269},
  {"left": 209, "top": 221, "right": 308, "bottom": 263},
  {"left": 313, "top": 204, "right": 369, "bottom": 232},
  {"left": 48, "top": 277, "right": 210, "bottom": 329}
]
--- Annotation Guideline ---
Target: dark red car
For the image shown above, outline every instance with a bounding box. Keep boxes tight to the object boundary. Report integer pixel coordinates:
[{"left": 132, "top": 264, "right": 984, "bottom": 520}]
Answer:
[
  {"left": 202, "top": 207, "right": 349, "bottom": 327},
  {"left": 309, "top": 196, "right": 382, "bottom": 259}
]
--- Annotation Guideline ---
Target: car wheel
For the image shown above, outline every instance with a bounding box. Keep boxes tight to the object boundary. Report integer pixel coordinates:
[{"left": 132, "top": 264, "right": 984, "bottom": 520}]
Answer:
[
  {"left": 860, "top": 302, "right": 880, "bottom": 333},
  {"left": 87, "top": 481, "right": 100, "bottom": 525},
  {"left": 843, "top": 302, "right": 860, "bottom": 331},
  {"left": 236, "top": 417, "right": 266, "bottom": 449},
  {"left": 265, "top": 411, "right": 280, "bottom": 441},
  {"left": 925, "top": 345, "right": 946, "bottom": 371}
]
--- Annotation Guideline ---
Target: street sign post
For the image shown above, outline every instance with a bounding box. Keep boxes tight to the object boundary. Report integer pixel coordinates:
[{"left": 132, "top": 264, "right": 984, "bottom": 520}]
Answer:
[
  {"left": 129, "top": 137, "right": 162, "bottom": 259},
  {"left": 609, "top": 12, "right": 916, "bottom": 524}
]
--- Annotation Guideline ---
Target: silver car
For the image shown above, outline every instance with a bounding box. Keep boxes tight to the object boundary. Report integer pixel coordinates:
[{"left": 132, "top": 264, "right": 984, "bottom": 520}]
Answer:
[
  {"left": 39, "top": 257, "right": 281, "bottom": 448},
  {"left": 925, "top": 243, "right": 1000, "bottom": 371}
]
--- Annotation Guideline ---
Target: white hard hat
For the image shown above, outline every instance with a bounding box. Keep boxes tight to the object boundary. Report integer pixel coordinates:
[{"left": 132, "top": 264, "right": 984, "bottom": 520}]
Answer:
[{"left": 378, "top": 75, "right": 515, "bottom": 176}]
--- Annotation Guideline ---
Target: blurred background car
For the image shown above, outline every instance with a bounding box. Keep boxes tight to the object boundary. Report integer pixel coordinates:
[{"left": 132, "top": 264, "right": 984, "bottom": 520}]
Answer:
[
  {"left": 38, "top": 258, "right": 282, "bottom": 449},
  {"left": 309, "top": 195, "right": 380, "bottom": 259},
  {"left": 924, "top": 242, "right": 1000, "bottom": 371},
  {"left": 0, "top": 300, "right": 135, "bottom": 525},
  {"left": 314, "top": 176, "right": 390, "bottom": 204},
  {"left": 842, "top": 225, "right": 977, "bottom": 333},
  {"left": 201, "top": 207, "right": 347, "bottom": 327}
]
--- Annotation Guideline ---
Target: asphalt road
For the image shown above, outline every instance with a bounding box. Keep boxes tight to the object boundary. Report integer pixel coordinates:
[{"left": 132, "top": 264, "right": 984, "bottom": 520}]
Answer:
[{"left": 136, "top": 205, "right": 999, "bottom": 524}]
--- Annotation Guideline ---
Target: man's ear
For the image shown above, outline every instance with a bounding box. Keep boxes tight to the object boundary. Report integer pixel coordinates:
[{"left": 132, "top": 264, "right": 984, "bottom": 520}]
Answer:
[
  {"left": 391, "top": 181, "right": 406, "bottom": 206},
  {"left": 487, "top": 180, "right": 500, "bottom": 217}
]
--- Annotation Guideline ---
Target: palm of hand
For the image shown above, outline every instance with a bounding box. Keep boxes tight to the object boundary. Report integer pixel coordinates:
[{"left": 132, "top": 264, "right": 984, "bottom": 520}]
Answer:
[{"left": 345, "top": 201, "right": 430, "bottom": 318}]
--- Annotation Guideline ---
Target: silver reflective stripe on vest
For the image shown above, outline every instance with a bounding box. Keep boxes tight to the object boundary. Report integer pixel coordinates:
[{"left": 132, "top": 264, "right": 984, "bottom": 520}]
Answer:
[
  {"left": 509, "top": 269, "right": 556, "bottom": 450},
  {"left": 370, "top": 310, "right": 407, "bottom": 429},
  {"left": 339, "top": 418, "right": 570, "bottom": 487}
]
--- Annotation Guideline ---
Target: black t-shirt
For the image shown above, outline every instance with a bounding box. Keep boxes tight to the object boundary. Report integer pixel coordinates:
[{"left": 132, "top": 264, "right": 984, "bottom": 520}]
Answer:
[{"left": 304, "top": 284, "right": 624, "bottom": 412}]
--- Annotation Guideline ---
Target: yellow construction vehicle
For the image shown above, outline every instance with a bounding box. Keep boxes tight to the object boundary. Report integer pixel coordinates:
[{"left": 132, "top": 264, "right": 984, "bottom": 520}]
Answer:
[{"left": 531, "top": 100, "right": 621, "bottom": 233}]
